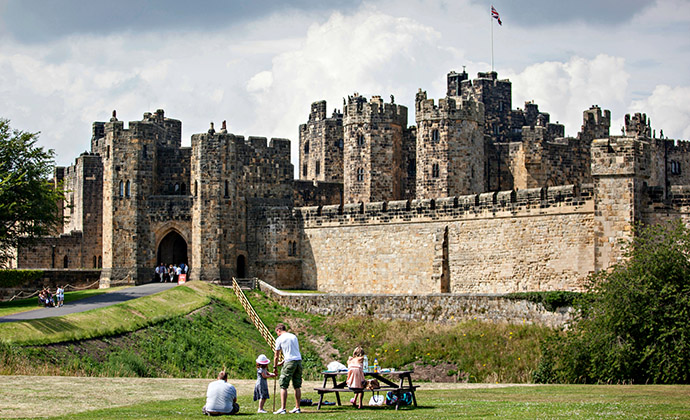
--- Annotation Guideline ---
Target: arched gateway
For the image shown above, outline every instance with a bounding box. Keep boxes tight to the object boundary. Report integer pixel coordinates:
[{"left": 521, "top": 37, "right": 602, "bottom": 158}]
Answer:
[{"left": 157, "top": 231, "right": 188, "bottom": 267}]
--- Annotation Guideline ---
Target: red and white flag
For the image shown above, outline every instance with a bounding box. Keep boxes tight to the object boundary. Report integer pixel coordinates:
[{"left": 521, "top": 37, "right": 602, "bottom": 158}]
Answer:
[{"left": 491, "top": 5, "right": 502, "bottom": 25}]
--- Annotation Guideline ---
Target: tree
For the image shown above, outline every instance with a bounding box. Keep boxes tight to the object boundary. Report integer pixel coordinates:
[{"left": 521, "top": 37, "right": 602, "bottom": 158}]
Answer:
[
  {"left": 0, "top": 118, "right": 64, "bottom": 268},
  {"left": 535, "top": 220, "right": 690, "bottom": 384}
]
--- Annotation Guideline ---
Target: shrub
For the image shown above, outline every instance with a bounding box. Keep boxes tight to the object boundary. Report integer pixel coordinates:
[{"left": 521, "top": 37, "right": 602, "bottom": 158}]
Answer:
[
  {"left": 0, "top": 270, "right": 43, "bottom": 288},
  {"left": 536, "top": 220, "right": 690, "bottom": 384},
  {"left": 505, "top": 291, "right": 580, "bottom": 311}
]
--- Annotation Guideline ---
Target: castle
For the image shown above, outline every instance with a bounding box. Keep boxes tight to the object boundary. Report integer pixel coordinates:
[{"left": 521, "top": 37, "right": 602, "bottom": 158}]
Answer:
[{"left": 16, "top": 70, "right": 690, "bottom": 294}]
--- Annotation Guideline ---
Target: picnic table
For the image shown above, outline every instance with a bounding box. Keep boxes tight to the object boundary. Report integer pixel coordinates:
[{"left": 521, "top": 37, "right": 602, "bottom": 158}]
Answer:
[{"left": 313, "top": 369, "right": 418, "bottom": 410}]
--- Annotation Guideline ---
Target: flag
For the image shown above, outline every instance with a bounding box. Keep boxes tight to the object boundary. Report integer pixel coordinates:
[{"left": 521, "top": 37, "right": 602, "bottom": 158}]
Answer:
[{"left": 491, "top": 5, "right": 502, "bottom": 25}]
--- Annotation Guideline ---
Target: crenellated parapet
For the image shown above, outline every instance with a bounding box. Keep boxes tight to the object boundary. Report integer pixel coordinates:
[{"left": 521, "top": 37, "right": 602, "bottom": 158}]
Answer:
[
  {"left": 414, "top": 89, "right": 484, "bottom": 124},
  {"left": 343, "top": 93, "right": 407, "bottom": 127},
  {"left": 294, "top": 184, "right": 592, "bottom": 227}
]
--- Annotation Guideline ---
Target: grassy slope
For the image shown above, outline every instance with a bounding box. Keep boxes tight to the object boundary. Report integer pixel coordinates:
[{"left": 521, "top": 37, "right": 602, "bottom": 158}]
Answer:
[
  {"left": 1, "top": 283, "right": 552, "bottom": 383},
  {"left": 0, "top": 282, "right": 214, "bottom": 345},
  {"left": 0, "top": 287, "right": 127, "bottom": 317},
  {"left": 46, "top": 386, "right": 690, "bottom": 419}
]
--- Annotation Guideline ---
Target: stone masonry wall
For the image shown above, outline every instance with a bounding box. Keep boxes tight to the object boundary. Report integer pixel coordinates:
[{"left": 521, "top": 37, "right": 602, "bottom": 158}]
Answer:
[
  {"left": 298, "top": 184, "right": 594, "bottom": 294},
  {"left": 258, "top": 281, "right": 573, "bottom": 327}
]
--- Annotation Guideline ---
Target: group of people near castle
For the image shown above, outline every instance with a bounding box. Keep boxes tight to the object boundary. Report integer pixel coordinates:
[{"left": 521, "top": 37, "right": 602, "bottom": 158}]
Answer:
[
  {"left": 202, "top": 323, "right": 304, "bottom": 415},
  {"left": 154, "top": 262, "right": 188, "bottom": 283},
  {"left": 38, "top": 286, "right": 64, "bottom": 308}
]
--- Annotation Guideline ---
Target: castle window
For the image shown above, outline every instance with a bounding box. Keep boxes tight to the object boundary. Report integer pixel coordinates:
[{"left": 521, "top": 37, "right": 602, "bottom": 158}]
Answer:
[
  {"left": 224, "top": 180, "right": 229, "bottom": 198},
  {"left": 180, "top": 183, "right": 186, "bottom": 195},
  {"left": 93, "top": 256, "right": 98, "bottom": 268},
  {"left": 432, "top": 129, "right": 440, "bottom": 142},
  {"left": 315, "top": 161, "right": 320, "bottom": 176},
  {"left": 303, "top": 164, "right": 308, "bottom": 177},
  {"left": 432, "top": 163, "right": 440, "bottom": 178},
  {"left": 337, "top": 139, "right": 344, "bottom": 150},
  {"left": 407, "top": 160, "right": 416, "bottom": 178},
  {"left": 125, "top": 180, "right": 131, "bottom": 198},
  {"left": 671, "top": 161, "right": 681, "bottom": 175},
  {"left": 357, "top": 168, "right": 364, "bottom": 182},
  {"left": 98, "top": 256, "right": 102, "bottom": 268},
  {"left": 63, "top": 255, "right": 69, "bottom": 268},
  {"left": 357, "top": 134, "right": 365, "bottom": 147},
  {"left": 304, "top": 141, "right": 309, "bottom": 155},
  {"left": 493, "top": 124, "right": 499, "bottom": 135},
  {"left": 194, "top": 181, "right": 198, "bottom": 197},
  {"left": 499, "top": 102, "right": 504, "bottom": 112},
  {"left": 107, "top": 145, "right": 110, "bottom": 159},
  {"left": 119, "top": 181, "right": 124, "bottom": 197},
  {"left": 143, "top": 145, "right": 148, "bottom": 159}
]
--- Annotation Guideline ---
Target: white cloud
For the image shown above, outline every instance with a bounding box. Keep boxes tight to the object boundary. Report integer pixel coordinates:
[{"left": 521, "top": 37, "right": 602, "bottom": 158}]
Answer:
[
  {"left": 507, "top": 54, "right": 629, "bottom": 137},
  {"left": 630, "top": 85, "right": 690, "bottom": 140}
]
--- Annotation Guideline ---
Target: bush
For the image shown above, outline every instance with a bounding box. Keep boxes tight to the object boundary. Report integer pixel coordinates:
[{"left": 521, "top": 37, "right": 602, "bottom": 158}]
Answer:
[
  {"left": 505, "top": 291, "right": 580, "bottom": 311},
  {"left": 0, "top": 269, "right": 43, "bottom": 288},
  {"left": 536, "top": 220, "right": 690, "bottom": 384}
]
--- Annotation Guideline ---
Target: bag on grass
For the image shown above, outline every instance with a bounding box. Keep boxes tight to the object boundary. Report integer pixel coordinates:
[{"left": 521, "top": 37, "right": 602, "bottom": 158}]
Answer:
[
  {"left": 385, "top": 391, "right": 398, "bottom": 406},
  {"left": 369, "top": 392, "right": 384, "bottom": 406}
]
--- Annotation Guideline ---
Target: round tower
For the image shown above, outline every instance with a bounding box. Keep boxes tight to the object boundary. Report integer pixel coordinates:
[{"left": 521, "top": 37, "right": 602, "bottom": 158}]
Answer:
[{"left": 343, "top": 94, "right": 407, "bottom": 203}]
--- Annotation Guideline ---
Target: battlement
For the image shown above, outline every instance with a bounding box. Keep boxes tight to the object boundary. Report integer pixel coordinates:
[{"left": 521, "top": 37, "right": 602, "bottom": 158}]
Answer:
[
  {"left": 343, "top": 93, "right": 407, "bottom": 126},
  {"left": 103, "top": 109, "right": 182, "bottom": 147},
  {"left": 624, "top": 112, "right": 651, "bottom": 138},
  {"left": 414, "top": 89, "right": 484, "bottom": 123},
  {"left": 294, "top": 184, "right": 592, "bottom": 227}
]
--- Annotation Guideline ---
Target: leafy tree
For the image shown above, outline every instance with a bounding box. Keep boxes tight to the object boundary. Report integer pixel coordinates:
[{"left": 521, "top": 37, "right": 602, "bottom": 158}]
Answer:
[
  {"left": 535, "top": 220, "right": 690, "bottom": 384},
  {"left": 0, "top": 118, "right": 64, "bottom": 268}
]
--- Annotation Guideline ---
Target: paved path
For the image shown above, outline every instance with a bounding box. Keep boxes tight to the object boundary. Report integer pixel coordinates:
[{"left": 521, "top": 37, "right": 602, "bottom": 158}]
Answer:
[{"left": 0, "top": 282, "right": 178, "bottom": 323}]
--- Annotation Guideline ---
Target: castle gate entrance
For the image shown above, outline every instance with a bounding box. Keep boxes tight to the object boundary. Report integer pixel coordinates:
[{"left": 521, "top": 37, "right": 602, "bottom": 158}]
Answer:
[{"left": 157, "top": 231, "right": 188, "bottom": 266}]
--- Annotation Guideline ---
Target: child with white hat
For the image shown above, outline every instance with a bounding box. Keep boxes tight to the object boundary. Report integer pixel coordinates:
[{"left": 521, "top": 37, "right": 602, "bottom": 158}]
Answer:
[{"left": 254, "top": 354, "right": 276, "bottom": 413}]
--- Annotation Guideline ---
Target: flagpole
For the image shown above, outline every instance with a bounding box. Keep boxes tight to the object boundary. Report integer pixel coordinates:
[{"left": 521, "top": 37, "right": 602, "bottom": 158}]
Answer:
[{"left": 491, "top": 7, "right": 494, "bottom": 72}]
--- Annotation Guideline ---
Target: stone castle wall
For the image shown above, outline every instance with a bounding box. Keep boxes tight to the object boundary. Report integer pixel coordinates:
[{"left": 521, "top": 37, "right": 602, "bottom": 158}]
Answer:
[{"left": 295, "top": 184, "right": 593, "bottom": 294}]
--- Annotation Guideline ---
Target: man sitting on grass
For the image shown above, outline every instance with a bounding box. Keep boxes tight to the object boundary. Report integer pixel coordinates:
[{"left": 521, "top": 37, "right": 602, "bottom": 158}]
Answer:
[{"left": 202, "top": 370, "right": 239, "bottom": 416}]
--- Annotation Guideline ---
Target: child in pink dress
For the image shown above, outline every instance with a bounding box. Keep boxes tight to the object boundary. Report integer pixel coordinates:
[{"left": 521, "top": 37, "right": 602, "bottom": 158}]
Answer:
[{"left": 346, "top": 346, "right": 366, "bottom": 409}]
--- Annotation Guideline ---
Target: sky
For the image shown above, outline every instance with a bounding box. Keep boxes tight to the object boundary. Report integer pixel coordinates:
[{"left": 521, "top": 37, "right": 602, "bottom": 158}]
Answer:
[{"left": 1, "top": 0, "right": 689, "bottom": 171}]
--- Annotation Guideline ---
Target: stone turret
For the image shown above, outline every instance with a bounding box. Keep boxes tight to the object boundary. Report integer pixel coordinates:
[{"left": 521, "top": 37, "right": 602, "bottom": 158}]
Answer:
[
  {"left": 343, "top": 94, "right": 408, "bottom": 203},
  {"left": 579, "top": 105, "right": 611, "bottom": 142},
  {"left": 299, "top": 100, "right": 344, "bottom": 183},
  {"left": 415, "top": 90, "right": 486, "bottom": 198}
]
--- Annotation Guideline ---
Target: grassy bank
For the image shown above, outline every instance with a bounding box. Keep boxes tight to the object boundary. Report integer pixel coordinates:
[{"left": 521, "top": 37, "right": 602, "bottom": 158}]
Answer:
[
  {"left": 0, "top": 284, "right": 555, "bottom": 383},
  {"left": 0, "top": 287, "right": 126, "bottom": 318}
]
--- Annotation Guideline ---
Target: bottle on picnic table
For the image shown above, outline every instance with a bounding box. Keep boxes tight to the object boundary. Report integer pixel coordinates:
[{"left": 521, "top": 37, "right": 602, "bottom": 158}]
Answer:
[
  {"left": 373, "top": 358, "right": 379, "bottom": 372},
  {"left": 363, "top": 355, "right": 369, "bottom": 372}
]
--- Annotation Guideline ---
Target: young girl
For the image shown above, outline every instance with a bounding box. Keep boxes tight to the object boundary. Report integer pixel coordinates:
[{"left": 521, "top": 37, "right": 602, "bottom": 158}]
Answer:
[
  {"left": 346, "top": 346, "right": 366, "bottom": 409},
  {"left": 253, "top": 354, "right": 276, "bottom": 413}
]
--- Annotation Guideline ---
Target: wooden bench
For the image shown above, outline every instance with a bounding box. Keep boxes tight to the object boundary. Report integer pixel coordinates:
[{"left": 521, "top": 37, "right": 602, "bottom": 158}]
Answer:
[{"left": 314, "top": 370, "right": 418, "bottom": 410}]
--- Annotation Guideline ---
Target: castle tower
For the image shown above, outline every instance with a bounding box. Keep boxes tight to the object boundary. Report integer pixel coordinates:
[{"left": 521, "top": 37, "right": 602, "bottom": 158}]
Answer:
[
  {"left": 343, "top": 94, "right": 407, "bottom": 203},
  {"left": 62, "top": 152, "right": 103, "bottom": 268},
  {"left": 190, "top": 127, "right": 236, "bottom": 282},
  {"left": 415, "top": 90, "right": 486, "bottom": 198},
  {"left": 579, "top": 105, "right": 611, "bottom": 142},
  {"left": 625, "top": 112, "right": 652, "bottom": 138},
  {"left": 591, "top": 135, "right": 650, "bottom": 271},
  {"left": 299, "top": 101, "right": 344, "bottom": 183},
  {"left": 100, "top": 110, "right": 181, "bottom": 286},
  {"left": 456, "top": 71, "right": 512, "bottom": 143}
]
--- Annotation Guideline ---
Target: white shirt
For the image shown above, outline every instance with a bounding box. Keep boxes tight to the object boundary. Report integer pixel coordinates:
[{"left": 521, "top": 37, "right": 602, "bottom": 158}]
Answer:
[
  {"left": 275, "top": 332, "right": 302, "bottom": 362},
  {"left": 205, "top": 380, "right": 236, "bottom": 413}
]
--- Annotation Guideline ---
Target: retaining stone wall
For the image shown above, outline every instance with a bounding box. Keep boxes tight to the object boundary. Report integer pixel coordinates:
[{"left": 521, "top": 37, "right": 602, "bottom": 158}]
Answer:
[{"left": 258, "top": 281, "right": 572, "bottom": 328}]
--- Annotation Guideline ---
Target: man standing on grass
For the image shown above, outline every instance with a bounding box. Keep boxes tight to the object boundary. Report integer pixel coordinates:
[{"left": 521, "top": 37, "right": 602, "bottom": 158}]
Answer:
[
  {"left": 273, "top": 323, "right": 302, "bottom": 414},
  {"left": 202, "top": 370, "right": 239, "bottom": 416}
]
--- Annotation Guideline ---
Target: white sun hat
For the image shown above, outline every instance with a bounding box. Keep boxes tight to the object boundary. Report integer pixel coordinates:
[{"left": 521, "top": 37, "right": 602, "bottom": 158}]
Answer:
[{"left": 256, "top": 354, "right": 270, "bottom": 364}]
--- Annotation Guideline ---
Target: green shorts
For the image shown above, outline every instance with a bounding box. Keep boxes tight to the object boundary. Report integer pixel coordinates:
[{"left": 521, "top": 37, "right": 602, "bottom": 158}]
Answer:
[{"left": 279, "top": 360, "right": 303, "bottom": 389}]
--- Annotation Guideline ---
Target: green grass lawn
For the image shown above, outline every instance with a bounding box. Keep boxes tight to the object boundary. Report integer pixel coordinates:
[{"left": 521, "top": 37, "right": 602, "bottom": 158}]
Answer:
[
  {"left": 45, "top": 386, "right": 690, "bottom": 420},
  {"left": 0, "top": 287, "right": 128, "bottom": 317},
  {"left": 0, "top": 282, "right": 214, "bottom": 345}
]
